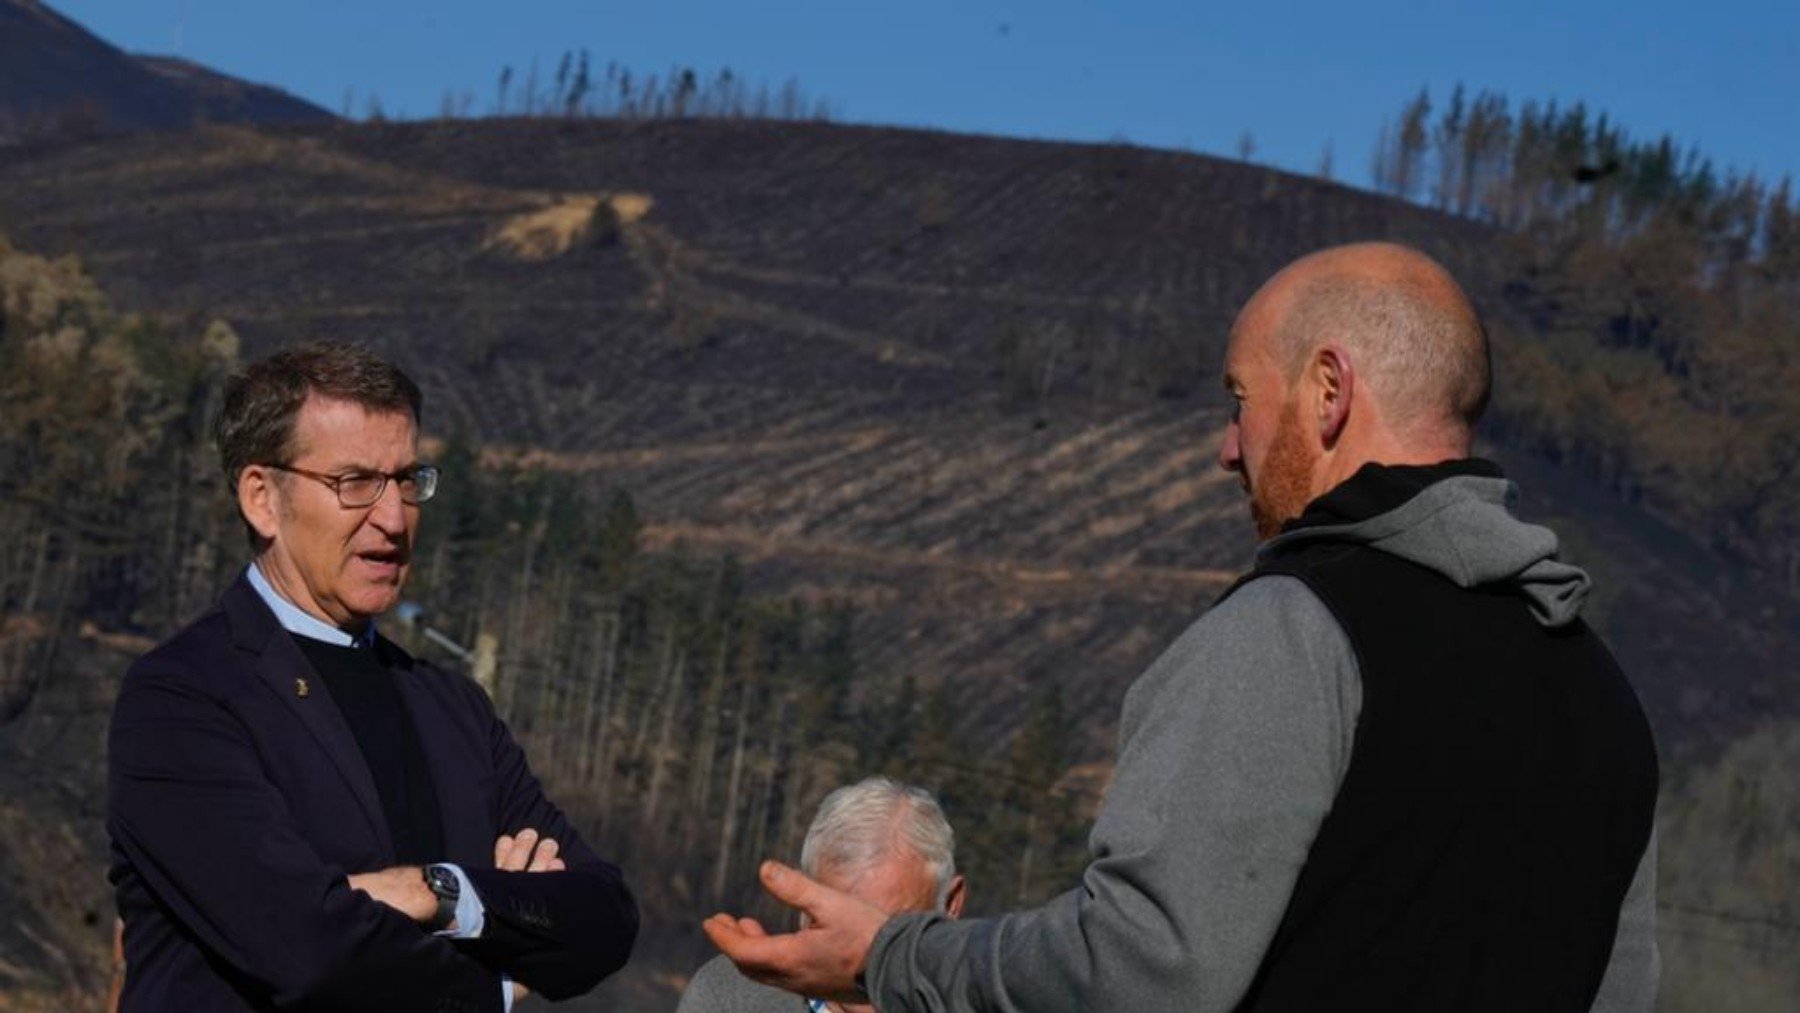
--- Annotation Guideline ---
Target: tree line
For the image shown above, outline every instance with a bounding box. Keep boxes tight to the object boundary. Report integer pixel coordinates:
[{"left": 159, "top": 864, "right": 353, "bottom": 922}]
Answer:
[
  {"left": 1371, "top": 84, "right": 1795, "bottom": 240},
  {"left": 417, "top": 53, "right": 835, "bottom": 123},
  {"left": 1369, "top": 86, "right": 1800, "bottom": 586}
]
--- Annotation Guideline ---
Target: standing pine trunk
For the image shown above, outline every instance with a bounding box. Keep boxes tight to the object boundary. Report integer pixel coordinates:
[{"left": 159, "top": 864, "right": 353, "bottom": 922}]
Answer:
[
  {"left": 711, "top": 632, "right": 759, "bottom": 902},
  {"left": 746, "top": 689, "right": 790, "bottom": 890},
  {"left": 685, "top": 622, "right": 732, "bottom": 836},
  {"left": 575, "top": 614, "right": 614, "bottom": 781},
  {"left": 641, "top": 646, "right": 688, "bottom": 833},
  {"left": 532, "top": 569, "right": 576, "bottom": 771},
  {"left": 590, "top": 613, "right": 625, "bottom": 835},
  {"left": 3, "top": 526, "right": 53, "bottom": 699},
  {"left": 1017, "top": 810, "right": 1038, "bottom": 903}
]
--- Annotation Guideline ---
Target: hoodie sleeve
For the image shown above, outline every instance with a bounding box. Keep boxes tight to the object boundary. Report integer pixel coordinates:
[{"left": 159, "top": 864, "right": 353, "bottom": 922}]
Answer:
[{"left": 866, "top": 576, "right": 1361, "bottom": 1013}]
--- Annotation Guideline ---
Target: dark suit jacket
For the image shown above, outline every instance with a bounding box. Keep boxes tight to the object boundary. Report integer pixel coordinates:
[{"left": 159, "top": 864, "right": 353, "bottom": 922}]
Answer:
[{"left": 107, "top": 574, "right": 638, "bottom": 1011}]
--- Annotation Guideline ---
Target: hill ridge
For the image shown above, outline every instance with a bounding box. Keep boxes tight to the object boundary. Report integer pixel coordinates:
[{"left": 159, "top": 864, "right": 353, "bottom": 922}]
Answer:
[
  {"left": 0, "top": 0, "right": 333, "bottom": 139},
  {"left": 0, "top": 117, "right": 1790, "bottom": 762}
]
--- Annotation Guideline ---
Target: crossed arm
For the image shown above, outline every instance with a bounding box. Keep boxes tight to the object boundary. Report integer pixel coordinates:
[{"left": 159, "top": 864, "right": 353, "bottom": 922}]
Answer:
[
  {"left": 109, "top": 665, "right": 636, "bottom": 1010},
  {"left": 350, "top": 829, "right": 567, "bottom": 1006}
]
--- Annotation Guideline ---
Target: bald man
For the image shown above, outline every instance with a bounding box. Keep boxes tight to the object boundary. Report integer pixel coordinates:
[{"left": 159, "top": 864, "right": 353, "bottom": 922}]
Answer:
[{"left": 707, "top": 243, "right": 1659, "bottom": 1012}]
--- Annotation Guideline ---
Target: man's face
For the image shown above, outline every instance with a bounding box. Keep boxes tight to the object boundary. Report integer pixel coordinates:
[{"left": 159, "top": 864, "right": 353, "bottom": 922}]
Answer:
[
  {"left": 248, "top": 397, "right": 421, "bottom": 628},
  {"left": 818, "top": 849, "right": 941, "bottom": 916},
  {"left": 815, "top": 849, "right": 958, "bottom": 1013},
  {"left": 1218, "top": 316, "right": 1320, "bottom": 541}
]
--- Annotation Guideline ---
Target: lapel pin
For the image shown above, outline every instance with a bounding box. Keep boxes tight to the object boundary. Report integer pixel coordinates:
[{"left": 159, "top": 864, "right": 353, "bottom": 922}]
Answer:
[{"left": 296, "top": 677, "right": 310, "bottom": 698}]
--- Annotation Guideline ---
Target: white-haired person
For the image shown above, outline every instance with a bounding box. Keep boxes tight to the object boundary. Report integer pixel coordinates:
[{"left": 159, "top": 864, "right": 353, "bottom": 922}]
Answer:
[{"left": 679, "top": 777, "right": 966, "bottom": 1013}]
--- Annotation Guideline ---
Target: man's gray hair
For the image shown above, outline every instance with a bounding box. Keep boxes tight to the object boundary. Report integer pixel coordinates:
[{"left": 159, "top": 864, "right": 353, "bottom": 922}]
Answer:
[{"left": 799, "top": 777, "right": 958, "bottom": 909}]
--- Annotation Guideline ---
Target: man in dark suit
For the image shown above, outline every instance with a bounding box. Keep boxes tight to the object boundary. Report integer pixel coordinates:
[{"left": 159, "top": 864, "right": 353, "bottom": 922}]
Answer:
[{"left": 107, "top": 342, "right": 637, "bottom": 1011}]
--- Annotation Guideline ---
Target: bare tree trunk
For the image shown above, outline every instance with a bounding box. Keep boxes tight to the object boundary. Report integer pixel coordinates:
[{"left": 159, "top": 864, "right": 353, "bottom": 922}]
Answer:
[
  {"left": 711, "top": 634, "right": 758, "bottom": 902},
  {"left": 498, "top": 520, "right": 543, "bottom": 723},
  {"left": 591, "top": 613, "right": 624, "bottom": 835},
  {"left": 747, "top": 690, "right": 789, "bottom": 883},
  {"left": 18, "top": 546, "right": 81, "bottom": 736},
  {"left": 685, "top": 625, "right": 731, "bottom": 837},
  {"left": 575, "top": 614, "right": 613, "bottom": 782},
  {"left": 533, "top": 569, "right": 575, "bottom": 771},
  {"left": 641, "top": 646, "right": 687, "bottom": 833},
  {"left": 774, "top": 754, "right": 810, "bottom": 873},
  {"left": 175, "top": 506, "right": 216, "bottom": 631},
  {"left": 1017, "top": 812, "right": 1037, "bottom": 903},
  {"left": 6, "top": 526, "right": 53, "bottom": 690},
  {"left": 159, "top": 454, "right": 186, "bottom": 631}
]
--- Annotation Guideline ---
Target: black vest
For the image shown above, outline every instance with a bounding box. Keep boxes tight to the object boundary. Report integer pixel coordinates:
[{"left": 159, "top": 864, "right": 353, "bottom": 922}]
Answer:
[{"left": 1228, "top": 490, "right": 1657, "bottom": 1011}]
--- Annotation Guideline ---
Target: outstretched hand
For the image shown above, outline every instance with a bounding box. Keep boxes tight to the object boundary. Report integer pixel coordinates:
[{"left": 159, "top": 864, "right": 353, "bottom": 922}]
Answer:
[{"left": 703, "top": 861, "right": 888, "bottom": 1004}]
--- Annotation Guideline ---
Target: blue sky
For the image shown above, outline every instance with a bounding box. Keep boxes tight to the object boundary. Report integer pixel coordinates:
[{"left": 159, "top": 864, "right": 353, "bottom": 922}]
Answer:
[{"left": 59, "top": 1, "right": 1800, "bottom": 187}]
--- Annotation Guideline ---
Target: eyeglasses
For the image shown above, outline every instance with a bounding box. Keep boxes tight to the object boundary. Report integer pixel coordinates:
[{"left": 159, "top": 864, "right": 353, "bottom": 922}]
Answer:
[{"left": 267, "top": 463, "right": 441, "bottom": 507}]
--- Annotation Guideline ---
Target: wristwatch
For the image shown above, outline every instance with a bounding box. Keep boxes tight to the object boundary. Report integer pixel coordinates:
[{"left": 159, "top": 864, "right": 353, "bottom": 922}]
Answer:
[{"left": 422, "top": 864, "right": 460, "bottom": 932}]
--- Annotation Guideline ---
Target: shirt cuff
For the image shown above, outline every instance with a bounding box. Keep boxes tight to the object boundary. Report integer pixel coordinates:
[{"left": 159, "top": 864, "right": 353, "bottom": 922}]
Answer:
[
  {"left": 433, "top": 863, "right": 486, "bottom": 939},
  {"left": 502, "top": 975, "right": 514, "bottom": 1012}
]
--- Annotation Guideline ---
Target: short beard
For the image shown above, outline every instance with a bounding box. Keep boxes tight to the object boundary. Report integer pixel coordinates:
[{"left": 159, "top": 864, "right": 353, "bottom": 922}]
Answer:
[{"left": 1249, "top": 406, "right": 1317, "bottom": 541}]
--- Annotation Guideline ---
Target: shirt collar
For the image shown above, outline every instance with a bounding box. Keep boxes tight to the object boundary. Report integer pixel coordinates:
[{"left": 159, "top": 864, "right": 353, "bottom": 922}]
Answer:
[{"left": 246, "top": 562, "right": 377, "bottom": 648}]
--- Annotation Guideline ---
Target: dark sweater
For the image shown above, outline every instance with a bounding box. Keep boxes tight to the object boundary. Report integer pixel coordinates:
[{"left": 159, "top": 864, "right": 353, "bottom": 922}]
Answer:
[{"left": 294, "top": 636, "right": 445, "bottom": 865}]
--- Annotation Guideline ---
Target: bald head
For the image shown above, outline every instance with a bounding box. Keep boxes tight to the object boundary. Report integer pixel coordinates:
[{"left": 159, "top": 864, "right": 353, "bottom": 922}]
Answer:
[
  {"left": 1219, "top": 243, "right": 1492, "bottom": 538},
  {"left": 1251, "top": 242, "right": 1489, "bottom": 436}
]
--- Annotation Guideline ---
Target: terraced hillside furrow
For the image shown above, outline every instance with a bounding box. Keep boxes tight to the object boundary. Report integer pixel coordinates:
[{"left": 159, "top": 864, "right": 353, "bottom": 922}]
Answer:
[
  {"left": 497, "top": 402, "right": 1265, "bottom": 761},
  {"left": 0, "top": 117, "right": 1794, "bottom": 769},
  {"left": 517, "top": 406, "right": 1245, "bottom": 567}
]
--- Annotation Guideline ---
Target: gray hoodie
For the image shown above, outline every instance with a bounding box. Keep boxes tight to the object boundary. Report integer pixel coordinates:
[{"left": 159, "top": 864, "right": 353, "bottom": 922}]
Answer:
[{"left": 866, "top": 474, "right": 1657, "bottom": 1012}]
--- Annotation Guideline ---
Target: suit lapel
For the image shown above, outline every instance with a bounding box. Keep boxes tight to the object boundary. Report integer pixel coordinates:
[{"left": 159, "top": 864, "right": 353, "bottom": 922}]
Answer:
[{"left": 224, "top": 575, "right": 396, "bottom": 864}]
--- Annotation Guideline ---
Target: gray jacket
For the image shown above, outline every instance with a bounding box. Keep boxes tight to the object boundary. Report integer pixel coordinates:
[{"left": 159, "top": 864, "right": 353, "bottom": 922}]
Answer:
[{"left": 866, "top": 475, "right": 1657, "bottom": 1012}]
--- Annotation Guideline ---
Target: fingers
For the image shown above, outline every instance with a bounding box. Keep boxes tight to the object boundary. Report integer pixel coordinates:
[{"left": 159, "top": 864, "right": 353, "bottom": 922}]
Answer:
[
  {"left": 499, "top": 830, "right": 529, "bottom": 870},
  {"left": 702, "top": 913, "right": 767, "bottom": 945},
  {"left": 528, "top": 837, "right": 560, "bottom": 872},
  {"left": 493, "top": 828, "right": 563, "bottom": 872},
  {"left": 494, "top": 831, "right": 534, "bottom": 870},
  {"left": 759, "top": 861, "right": 837, "bottom": 920},
  {"left": 703, "top": 914, "right": 785, "bottom": 965}
]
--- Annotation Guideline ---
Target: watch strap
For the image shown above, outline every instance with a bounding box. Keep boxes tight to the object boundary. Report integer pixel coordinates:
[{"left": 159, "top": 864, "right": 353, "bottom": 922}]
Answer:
[{"left": 422, "top": 864, "right": 459, "bottom": 932}]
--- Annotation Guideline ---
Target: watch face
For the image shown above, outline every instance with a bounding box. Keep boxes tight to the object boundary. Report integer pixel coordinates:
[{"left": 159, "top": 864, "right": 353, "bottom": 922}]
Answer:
[{"left": 426, "top": 865, "right": 459, "bottom": 899}]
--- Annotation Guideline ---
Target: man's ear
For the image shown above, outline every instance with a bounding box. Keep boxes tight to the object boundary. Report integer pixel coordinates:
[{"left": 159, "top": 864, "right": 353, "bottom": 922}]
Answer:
[
  {"left": 239, "top": 466, "right": 283, "bottom": 544},
  {"left": 943, "top": 875, "right": 967, "bottom": 919},
  {"left": 1312, "top": 345, "right": 1355, "bottom": 448}
]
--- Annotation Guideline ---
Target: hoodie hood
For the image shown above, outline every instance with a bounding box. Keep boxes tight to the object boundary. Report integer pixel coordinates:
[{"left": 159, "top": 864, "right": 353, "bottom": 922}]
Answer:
[{"left": 1258, "top": 460, "right": 1591, "bottom": 628}]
